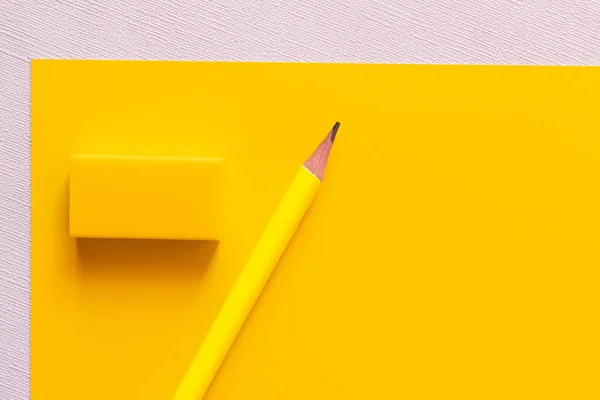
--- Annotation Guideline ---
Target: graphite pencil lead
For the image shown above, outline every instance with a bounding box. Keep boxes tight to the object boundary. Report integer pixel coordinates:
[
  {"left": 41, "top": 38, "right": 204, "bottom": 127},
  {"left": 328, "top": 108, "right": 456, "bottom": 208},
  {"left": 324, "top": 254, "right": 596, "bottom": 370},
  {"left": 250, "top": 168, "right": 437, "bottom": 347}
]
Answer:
[{"left": 331, "top": 121, "right": 341, "bottom": 143}]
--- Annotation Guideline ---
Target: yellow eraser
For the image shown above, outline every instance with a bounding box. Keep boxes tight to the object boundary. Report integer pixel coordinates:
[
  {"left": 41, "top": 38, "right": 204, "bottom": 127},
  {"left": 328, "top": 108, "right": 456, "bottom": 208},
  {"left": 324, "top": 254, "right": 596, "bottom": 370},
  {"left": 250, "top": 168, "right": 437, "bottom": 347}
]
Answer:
[{"left": 69, "top": 154, "right": 222, "bottom": 240}]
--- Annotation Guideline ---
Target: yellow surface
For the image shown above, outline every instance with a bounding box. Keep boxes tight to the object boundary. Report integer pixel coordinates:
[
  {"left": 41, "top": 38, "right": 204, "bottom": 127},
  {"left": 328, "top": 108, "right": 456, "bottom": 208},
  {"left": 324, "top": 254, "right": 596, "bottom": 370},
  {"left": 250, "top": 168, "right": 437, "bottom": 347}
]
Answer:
[
  {"left": 70, "top": 154, "right": 223, "bottom": 240},
  {"left": 173, "top": 166, "right": 320, "bottom": 400},
  {"left": 32, "top": 61, "right": 600, "bottom": 400}
]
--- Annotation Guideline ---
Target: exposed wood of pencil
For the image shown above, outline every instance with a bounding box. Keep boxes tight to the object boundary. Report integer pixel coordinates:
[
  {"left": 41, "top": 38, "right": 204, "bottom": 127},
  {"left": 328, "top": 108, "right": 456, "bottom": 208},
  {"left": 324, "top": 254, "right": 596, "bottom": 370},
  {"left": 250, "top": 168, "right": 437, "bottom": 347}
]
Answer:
[{"left": 303, "top": 121, "right": 340, "bottom": 181}]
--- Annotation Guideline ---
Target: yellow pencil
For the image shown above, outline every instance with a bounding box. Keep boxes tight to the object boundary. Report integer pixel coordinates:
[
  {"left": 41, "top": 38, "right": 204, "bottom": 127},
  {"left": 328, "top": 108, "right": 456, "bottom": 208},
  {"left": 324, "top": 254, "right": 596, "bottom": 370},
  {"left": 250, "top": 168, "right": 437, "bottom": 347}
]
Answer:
[{"left": 172, "top": 122, "right": 341, "bottom": 400}]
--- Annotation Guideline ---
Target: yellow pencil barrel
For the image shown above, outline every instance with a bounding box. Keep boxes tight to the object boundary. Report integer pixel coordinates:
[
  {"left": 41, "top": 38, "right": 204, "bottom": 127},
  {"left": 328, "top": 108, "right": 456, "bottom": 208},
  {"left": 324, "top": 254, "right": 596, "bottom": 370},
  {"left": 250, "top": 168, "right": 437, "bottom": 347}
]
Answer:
[{"left": 173, "top": 166, "right": 321, "bottom": 400}]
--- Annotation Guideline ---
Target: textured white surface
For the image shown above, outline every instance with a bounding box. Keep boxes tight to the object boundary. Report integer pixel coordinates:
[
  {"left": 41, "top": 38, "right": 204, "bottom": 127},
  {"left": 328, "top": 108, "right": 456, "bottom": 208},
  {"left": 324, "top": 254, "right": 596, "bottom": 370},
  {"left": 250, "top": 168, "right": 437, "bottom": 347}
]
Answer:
[{"left": 1, "top": 0, "right": 599, "bottom": 398}]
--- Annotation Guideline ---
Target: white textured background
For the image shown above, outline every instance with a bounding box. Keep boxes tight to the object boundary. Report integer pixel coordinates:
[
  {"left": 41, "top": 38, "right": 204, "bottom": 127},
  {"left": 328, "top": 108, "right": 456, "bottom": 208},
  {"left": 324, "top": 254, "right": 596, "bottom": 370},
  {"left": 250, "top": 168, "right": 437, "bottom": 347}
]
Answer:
[{"left": 1, "top": 1, "right": 599, "bottom": 398}]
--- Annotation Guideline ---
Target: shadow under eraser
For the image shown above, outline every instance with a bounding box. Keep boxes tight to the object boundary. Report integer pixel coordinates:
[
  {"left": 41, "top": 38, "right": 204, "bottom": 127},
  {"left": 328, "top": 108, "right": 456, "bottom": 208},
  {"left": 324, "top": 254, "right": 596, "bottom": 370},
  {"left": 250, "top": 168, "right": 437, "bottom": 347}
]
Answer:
[{"left": 69, "top": 154, "right": 223, "bottom": 240}]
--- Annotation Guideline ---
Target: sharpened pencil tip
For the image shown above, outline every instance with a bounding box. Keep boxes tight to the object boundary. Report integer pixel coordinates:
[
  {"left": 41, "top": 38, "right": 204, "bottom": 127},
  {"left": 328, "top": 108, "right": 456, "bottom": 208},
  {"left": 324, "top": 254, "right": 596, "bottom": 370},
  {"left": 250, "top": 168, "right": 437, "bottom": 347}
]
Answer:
[
  {"left": 331, "top": 122, "right": 340, "bottom": 143},
  {"left": 304, "top": 122, "right": 338, "bottom": 180}
]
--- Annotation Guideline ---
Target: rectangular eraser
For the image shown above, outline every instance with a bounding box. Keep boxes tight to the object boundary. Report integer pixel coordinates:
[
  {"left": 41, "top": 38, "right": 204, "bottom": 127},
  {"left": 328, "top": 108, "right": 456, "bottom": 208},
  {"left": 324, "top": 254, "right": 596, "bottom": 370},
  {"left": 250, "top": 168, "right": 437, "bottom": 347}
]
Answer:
[{"left": 70, "top": 154, "right": 222, "bottom": 240}]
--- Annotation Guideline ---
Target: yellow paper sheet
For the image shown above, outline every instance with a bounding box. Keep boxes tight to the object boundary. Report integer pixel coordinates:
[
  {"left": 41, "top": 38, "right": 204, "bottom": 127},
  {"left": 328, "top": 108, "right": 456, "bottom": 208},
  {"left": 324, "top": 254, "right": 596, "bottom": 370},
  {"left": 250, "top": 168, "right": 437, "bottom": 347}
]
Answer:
[{"left": 32, "top": 61, "right": 600, "bottom": 399}]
